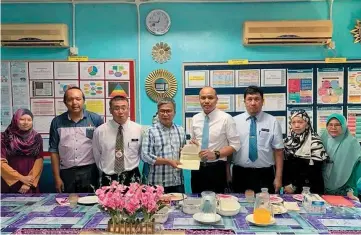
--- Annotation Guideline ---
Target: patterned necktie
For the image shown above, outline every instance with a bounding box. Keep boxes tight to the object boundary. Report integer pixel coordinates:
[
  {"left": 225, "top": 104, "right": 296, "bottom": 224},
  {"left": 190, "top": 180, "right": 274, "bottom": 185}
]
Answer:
[
  {"left": 114, "top": 125, "right": 125, "bottom": 174},
  {"left": 249, "top": 116, "right": 258, "bottom": 162},
  {"left": 201, "top": 115, "right": 209, "bottom": 150}
]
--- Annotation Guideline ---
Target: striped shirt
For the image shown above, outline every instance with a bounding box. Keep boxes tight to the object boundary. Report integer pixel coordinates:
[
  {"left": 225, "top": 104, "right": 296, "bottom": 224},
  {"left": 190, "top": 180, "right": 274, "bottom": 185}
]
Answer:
[{"left": 141, "top": 122, "right": 186, "bottom": 187}]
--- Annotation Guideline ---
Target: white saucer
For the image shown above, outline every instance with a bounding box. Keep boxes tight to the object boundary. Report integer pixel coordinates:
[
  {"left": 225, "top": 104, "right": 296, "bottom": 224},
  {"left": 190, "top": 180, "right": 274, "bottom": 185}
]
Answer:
[
  {"left": 77, "top": 196, "right": 98, "bottom": 205},
  {"left": 193, "top": 213, "right": 221, "bottom": 224},
  {"left": 246, "top": 214, "right": 276, "bottom": 226}
]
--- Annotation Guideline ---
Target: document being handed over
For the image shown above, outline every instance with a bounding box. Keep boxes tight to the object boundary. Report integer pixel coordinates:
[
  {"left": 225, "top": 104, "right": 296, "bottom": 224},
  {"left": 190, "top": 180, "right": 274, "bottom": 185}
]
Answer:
[{"left": 177, "top": 144, "right": 201, "bottom": 170}]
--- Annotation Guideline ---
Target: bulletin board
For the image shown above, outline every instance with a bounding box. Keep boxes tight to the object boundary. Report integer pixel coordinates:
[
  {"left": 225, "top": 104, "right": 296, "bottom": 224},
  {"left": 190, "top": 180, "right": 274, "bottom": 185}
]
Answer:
[
  {"left": 1, "top": 60, "right": 136, "bottom": 153},
  {"left": 182, "top": 60, "right": 361, "bottom": 143}
]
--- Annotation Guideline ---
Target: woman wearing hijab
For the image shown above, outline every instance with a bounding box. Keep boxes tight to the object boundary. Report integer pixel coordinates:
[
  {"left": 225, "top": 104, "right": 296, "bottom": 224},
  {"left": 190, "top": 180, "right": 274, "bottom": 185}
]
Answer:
[
  {"left": 322, "top": 113, "right": 361, "bottom": 201},
  {"left": 1, "top": 109, "right": 44, "bottom": 193},
  {"left": 283, "top": 110, "right": 328, "bottom": 194}
]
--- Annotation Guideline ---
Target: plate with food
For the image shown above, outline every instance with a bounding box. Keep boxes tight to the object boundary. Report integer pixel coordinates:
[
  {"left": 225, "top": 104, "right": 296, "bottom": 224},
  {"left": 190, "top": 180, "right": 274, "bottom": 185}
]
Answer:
[
  {"left": 162, "top": 193, "right": 187, "bottom": 201},
  {"left": 292, "top": 194, "right": 304, "bottom": 202},
  {"left": 270, "top": 195, "right": 283, "bottom": 204}
]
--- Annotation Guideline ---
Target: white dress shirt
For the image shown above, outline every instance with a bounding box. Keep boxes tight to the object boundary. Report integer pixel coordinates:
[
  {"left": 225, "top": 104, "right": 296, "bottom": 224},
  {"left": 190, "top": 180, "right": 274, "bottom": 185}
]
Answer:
[
  {"left": 233, "top": 111, "right": 284, "bottom": 168},
  {"left": 191, "top": 108, "right": 241, "bottom": 162},
  {"left": 92, "top": 119, "right": 142, "bottom": 175}
]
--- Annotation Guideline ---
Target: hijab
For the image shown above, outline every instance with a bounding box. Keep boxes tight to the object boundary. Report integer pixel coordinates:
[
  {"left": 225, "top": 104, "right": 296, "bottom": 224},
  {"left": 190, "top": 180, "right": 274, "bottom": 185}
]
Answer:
[
  {"left": 284, "top": 109, "right": 328, "bottom": 162},
  {"left": 321, "top": 113, "right": 361, "bottom": 191},
  {"left": 1, "top": 109, "right": 42, "bottom": 159}
]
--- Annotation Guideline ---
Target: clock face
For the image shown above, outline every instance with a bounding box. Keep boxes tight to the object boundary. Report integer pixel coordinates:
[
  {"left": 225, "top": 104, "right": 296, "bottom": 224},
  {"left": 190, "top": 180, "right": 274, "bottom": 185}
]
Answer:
[{"left": 146, "top": 9, "right": 171, "bottom": 35}]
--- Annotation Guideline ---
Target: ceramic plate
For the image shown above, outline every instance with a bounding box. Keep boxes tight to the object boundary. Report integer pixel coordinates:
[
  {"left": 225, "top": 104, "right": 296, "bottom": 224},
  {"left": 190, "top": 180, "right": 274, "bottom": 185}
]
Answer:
[
  {"left": 193, "top": 213, "right": 221, "bottom": 224},
  {"left": 163, "top": 193, "right": 187, "bottom": 201},
  {"left": 246, "top": 214, "right": 276, "bottom": 226},
  {"left": 77, "top": 196, "right": 98, "bottom": 205},
  {"left": 293, "top": 194, "right": 304, "bottom": 202},
  {"left": 272, "top": 205, "right": 288, "bottom": 215},
  {"left": 270, "top": 195, "right": 283, "bottom": 204}
]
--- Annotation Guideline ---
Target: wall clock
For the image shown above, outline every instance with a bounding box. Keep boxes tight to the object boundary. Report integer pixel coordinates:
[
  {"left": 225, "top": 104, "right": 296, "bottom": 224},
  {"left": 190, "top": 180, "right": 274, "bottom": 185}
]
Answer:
[{"left": 146, "top": 9, "right": 171, "bottom": 36}]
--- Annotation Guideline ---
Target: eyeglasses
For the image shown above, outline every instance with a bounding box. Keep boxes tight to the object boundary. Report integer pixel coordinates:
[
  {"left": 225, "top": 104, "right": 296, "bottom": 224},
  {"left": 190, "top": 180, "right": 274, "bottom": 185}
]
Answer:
[
  {"left": 327, "top": 123, "right": 341, "bottom": 128},
  {"left": 159, "top": 110, "right": 173, "bottom": 115}
]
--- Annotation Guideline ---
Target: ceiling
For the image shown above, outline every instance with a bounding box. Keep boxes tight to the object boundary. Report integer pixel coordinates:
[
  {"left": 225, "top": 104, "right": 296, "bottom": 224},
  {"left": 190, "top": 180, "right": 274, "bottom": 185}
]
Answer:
[{"left": 1, "top": 0, "right": 326, "bottom": 3}]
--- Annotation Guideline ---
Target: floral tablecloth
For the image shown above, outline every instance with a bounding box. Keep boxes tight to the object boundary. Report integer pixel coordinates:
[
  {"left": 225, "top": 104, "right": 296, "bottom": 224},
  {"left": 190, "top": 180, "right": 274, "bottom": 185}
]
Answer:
[{"left": 1, "top": 193, "right": 361, "bottom": 234}]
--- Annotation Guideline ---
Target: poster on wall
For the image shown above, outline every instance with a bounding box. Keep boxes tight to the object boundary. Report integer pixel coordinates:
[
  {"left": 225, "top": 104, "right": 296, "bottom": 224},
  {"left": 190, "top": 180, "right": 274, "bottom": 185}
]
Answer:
[
  {"left": 54, "top": 62, "right": 79, "bottom": 80},
  {"left": 80, "top": 81, "right": 105, "bottom": 98},
  {"left": 31, "top": 99, "right": 55, "bottom": 116},
  {"left": 347, "top": 67, "right": 361, "bottom": 104},
  {"left": 106, "top": 81, "right": 130, "bottom": 98},
  {"left": 184, "top": 95, "right": 202, "bottom": 113},
  {"left": 235, "top": 94, "right": 245, "bottom": 112},
  {"left": 261, "top": 69, "right": 286, "bottom": 87},
  {"left": 235, "top": 69, "right": 260, "bottom": 87},
  {"left": 216, "top": 95, "right": 235, "bottom": 112},
  {"left": 185, "top": 70, "right": 209, "bottom": 88},
  {"left": 210, "top": 70, "right": 234, "bottom": 87},
  {"left": 30, "top": 80, "right": 54, "bottom": 97},
  {"left": 11, "top": 62, "right": 30, "bottom": 110},
  {"left": 55, "top": 99, "right": 67, "bottom": 115},
  {"left": 1, "top": 62, "right": 12, "bottom": 131},
  {"left": 275, "top": 116, "right": 287, "bottom": 134},
  {"left": 347, "top": 106, "right": 361, "bottom": 142},
  {"left": 287, "top": 69, "right": 313, "bottom": 104},
  {"left": 54, "top": 80, "right": 79, "bottom": 98},
  {"left": 105, "top": 62, "right": 130, "bottom": 80},
  {"left": 29, "top": 62, "right": 53, "bottom": 80},
  {"left": 85, "top": 99, "right": 105, "bottom": 116},
  {"left": 33, "top": 116, "right": 54, "bottom": 133},
  {"left": 80, "top": 62, "right": 105, "bottom": 80},
  {"left": 185, "top": 117, "right": 193, "bottom": 135},
  {"left": 317, "top": 68, "right": 344, "bottom": 104},
  {"left": 287, "top": 106, "right": 314, "bottom": 136},
  {"left": 263, "top": 93, "right": 286, "bottom": 111},
  {"left": 316, "top": 106, "right": 343, "bottom": 135}
]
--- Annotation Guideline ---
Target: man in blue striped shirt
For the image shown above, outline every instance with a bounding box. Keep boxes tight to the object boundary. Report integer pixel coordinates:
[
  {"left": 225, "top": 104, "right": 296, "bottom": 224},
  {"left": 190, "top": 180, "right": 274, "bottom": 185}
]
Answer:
[{"left": 141, "top": 98, "right": 186, "bottom": 193}]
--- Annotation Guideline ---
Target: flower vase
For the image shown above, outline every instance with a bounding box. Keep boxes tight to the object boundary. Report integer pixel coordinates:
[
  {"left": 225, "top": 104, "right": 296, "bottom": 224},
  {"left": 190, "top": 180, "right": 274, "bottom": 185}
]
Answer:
[{"left": 107, "top": 220, "right": 155, "bottom": 234}]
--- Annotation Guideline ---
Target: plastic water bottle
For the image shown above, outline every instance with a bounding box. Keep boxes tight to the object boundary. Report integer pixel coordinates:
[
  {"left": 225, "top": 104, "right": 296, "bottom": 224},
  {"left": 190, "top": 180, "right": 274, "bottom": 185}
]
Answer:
[{"left": 301, "top": 186, "right": 311, "bottom": 211}]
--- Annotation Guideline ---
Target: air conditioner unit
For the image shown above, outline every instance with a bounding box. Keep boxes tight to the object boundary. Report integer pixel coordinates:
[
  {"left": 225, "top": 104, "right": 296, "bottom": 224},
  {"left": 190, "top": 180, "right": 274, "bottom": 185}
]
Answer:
[
  {"left": 243, "top": 20, "right": 332, "bottom": 46},
  {"left": 1, "top": 24, "right": 69, "bottom": 47}
]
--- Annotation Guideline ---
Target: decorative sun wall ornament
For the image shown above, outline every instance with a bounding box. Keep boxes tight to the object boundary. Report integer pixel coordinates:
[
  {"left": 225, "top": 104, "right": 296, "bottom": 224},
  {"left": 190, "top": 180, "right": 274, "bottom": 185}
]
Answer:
[
  {"left": 145, "top": 69, "right": 177, "bottom": 102},
  {"left": 351, "top": 20, "right": 361, "bottom": 44},
  {"left": 152, "top": 42, "right": 171, "bottom": 64}
]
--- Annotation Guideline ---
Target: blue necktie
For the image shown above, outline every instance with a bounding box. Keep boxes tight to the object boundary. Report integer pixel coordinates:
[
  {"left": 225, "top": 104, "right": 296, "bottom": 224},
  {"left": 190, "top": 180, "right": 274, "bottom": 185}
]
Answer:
[
  {"left": 201, "top": 115, "right": 209, "bottom": 150},
  {"left": 249, "top": 116, "right": 258, "bottom": 162}
]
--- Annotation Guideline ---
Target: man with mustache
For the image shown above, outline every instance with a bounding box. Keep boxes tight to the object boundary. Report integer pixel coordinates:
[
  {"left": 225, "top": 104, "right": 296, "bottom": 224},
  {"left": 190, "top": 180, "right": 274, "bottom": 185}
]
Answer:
[{"left": 49, "top": 87, "right": 103, "bottom": 193}]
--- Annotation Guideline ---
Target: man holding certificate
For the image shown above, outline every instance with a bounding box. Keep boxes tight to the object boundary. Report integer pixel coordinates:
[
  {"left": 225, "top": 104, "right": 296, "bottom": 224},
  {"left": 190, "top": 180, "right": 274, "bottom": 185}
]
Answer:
[{"left": 190, "top": 87, "right": 241, "bottom": 193}]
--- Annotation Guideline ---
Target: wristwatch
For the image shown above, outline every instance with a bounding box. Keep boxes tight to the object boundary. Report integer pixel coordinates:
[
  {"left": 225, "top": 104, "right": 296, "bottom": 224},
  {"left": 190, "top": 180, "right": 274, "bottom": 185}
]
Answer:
[{"left": 214, "top": 150, "right": 220, "bottom": 160}]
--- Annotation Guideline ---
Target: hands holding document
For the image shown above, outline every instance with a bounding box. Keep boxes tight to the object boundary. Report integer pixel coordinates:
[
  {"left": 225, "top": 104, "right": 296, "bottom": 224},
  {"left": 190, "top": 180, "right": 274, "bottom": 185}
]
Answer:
[{"left": 178, "top": 143, "right": 201, "bottom": 170}]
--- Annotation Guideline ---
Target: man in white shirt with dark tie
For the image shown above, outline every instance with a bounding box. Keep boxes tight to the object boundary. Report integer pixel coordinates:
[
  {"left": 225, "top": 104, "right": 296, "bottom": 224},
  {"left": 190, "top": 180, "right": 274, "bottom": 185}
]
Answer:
[
  {"left": 93, "top": 96, "right": 142, "bottom": 186},
  {"left": 190, "top": 87, "right": 241, "bottom": 193},
  {"left": 233, "top": 86, "right": 284, "bottom": 193}
]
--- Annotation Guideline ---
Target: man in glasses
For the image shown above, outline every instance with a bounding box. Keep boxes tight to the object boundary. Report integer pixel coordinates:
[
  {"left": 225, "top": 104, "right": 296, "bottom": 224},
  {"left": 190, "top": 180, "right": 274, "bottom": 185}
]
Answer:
[{"left": 141, "top": 97, "right": 186, "bottom": 193}]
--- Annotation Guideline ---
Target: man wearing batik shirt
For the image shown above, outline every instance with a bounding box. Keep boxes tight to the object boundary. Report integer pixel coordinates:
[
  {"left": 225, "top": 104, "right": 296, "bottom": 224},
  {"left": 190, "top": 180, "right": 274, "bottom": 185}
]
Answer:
[{"left": 141, "top": 98, "right": 186, "bottom": 193}]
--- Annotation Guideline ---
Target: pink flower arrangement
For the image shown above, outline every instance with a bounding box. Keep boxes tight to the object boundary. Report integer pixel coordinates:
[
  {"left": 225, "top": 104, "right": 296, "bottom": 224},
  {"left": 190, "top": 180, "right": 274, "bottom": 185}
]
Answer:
[{"left": 95, "top": 181, "right": 165, "bottom": 224}]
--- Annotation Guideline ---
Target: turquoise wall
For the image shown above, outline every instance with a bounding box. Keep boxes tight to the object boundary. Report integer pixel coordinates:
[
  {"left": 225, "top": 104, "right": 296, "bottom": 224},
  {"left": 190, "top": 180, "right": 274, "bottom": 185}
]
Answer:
[{"left": 2, "top": 0, "right": 361, "bottom": 193}]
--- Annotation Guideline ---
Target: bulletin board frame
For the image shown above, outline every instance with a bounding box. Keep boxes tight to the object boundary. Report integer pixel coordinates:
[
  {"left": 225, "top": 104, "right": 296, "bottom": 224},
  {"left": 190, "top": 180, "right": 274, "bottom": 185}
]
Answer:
[
  {"left": 182, "top": 60, "right": 361, "bottom": 143},
  {"left": 1, "top": 59, "right": 136, "bottom": 155}
]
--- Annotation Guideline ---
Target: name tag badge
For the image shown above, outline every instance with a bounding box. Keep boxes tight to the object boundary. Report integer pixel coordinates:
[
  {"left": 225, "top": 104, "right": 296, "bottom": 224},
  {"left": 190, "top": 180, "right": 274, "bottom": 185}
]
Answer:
[
  {"left": 261, "top": 128, "right": 269, "bottom": 132},
  {"left": 131, "top": 139, "right": 139, "bottom": 142},
  {"left": 86, "top": 127, "right": 95, "bottom": 139}
]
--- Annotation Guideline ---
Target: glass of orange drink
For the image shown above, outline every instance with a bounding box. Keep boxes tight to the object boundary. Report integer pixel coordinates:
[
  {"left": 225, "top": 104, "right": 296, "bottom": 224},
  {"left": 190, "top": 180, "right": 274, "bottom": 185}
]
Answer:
[{"left": 253, "top": 193, "right": 272, "bottom": 224}]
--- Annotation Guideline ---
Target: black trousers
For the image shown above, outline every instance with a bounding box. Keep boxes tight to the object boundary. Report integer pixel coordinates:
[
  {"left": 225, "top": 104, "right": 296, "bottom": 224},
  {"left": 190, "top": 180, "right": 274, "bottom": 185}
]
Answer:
[
  {"left": 232, "top": 165, "right": 275, "bottom": 194},
  {"left": 191, "top": 161, "right": 227, "bottom": 194},
  {"left": 60, "top": 163, "right": 99, "bottom": 193},
  {"left": 164, "top": 184, "right": 185, "bottom": 194},
  {"left": 283, "top": 156, "right": 324, "bottom": 194},
  {"left": 101, "top": 167, "right": 141, "bottom": 187}
]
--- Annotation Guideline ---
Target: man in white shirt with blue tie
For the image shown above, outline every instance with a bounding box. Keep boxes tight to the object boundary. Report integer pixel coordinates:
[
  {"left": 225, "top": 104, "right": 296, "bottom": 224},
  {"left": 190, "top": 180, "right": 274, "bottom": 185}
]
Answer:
[
  {"left": 93, "top": 96, "right": 142, "bottom": 186},
  {"left": 233, "top": 86, "right": 284, "bottom": 193},
  {"left": 190, "top": 87, "right": 241, "bottom": 193}
]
